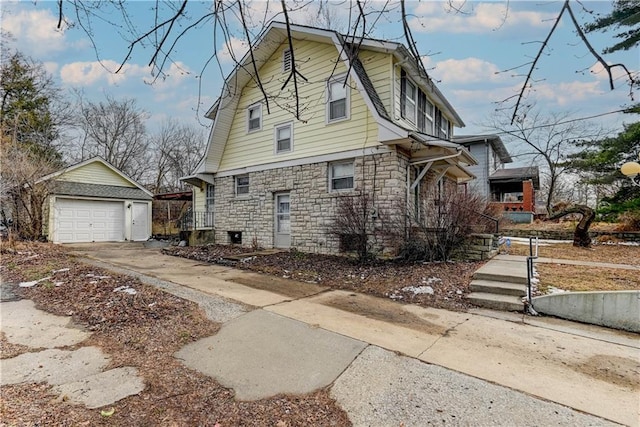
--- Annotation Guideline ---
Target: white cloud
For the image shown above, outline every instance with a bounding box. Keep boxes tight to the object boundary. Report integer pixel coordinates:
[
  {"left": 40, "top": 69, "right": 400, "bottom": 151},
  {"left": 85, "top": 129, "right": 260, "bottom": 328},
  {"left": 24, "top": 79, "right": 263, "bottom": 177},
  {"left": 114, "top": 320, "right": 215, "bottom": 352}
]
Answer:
[
  {"left": 410, "top": 2, "right": 556, "bottom": 34},
  {"left": 425, "top": 57, "right": 505, "bottom": 85},
  {"left": 217, "top": 37, "right": 250, "bottom": 64},
  {"left": 1, "top": 7, "right": 68, "bottom": 56},
  {"left": 60, "top": 60, "right": 147, "bottom": 86},
  {"left": 532, "top": 81, "right": 603, "bottom": 107}
]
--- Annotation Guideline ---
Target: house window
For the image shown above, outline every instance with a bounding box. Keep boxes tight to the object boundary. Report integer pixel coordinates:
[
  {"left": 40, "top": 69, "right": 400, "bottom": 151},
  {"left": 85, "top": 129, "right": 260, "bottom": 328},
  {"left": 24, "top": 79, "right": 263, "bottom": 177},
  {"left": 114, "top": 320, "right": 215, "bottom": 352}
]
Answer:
[
  {"left": 247, "top": 104, "right": 261, "bottom": 132},
  {"left": 440, "top": 115, "right": 449, "bottom": 139},
  {"left": 329, "top": 161, "right": 354, "bottom": 191},
  {"left": 400, "top": 69, "right": 417, "bottom": 124},
  {"left": 205, "top": 184, "right": 215, "bottom": 226},
  {"left": 327, "top": 76, "right": 349, "bottom": 122},
  {"left": 235, "top": 175, "right": 249, "bottom": 196},
  {"left": 417, "top": 92, "right": 434, "bottom": 134},
  {"left": 404, "top": 80, "right": 417, "bottom": 124},
  {"left": 274, "top": 123, "right": 293, "bottom": 154},
  {"left": 283, "top": 48, "right": 292, "bottom": 73}
]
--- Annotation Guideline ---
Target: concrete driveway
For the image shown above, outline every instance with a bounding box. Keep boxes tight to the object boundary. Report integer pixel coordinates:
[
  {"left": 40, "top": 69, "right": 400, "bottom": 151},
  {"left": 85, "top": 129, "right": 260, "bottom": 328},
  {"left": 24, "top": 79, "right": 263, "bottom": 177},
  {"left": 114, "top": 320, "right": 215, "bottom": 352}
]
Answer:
[{"left": 61, "top": 243, "right": 640, "bottom": 426}]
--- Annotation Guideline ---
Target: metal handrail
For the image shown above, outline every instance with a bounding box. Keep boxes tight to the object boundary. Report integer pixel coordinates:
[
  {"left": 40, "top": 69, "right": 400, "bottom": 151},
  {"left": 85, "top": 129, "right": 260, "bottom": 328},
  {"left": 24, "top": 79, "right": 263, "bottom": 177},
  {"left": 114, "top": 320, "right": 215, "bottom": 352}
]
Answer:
[
  {"left": 178, "top": 209, "right": 214, "bottom": 230},
  {"left": 525, "top": 236, "right": 539, "bottom": 315}
]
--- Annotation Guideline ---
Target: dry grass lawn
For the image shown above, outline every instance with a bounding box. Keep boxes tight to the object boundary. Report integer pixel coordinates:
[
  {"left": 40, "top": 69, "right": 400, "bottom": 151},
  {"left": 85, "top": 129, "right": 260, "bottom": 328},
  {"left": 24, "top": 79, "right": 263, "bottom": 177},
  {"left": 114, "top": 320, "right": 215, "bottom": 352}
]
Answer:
[
  {"left": 505, "top": 241, "right": 639, "bottom": 293},
  {"left": 536, "top": 264, "right": 639, "bottom": 293},
  {"left": 506, "top": 241, "right": 639, "bottom": 265}
]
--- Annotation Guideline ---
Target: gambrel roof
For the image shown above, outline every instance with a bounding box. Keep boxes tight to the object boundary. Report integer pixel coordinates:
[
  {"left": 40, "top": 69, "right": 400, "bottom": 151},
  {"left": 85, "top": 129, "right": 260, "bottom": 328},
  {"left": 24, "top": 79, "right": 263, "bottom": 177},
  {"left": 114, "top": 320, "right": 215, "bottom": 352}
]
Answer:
[{"left": 189, "top": 22, "right": 468, "bottom": 178}]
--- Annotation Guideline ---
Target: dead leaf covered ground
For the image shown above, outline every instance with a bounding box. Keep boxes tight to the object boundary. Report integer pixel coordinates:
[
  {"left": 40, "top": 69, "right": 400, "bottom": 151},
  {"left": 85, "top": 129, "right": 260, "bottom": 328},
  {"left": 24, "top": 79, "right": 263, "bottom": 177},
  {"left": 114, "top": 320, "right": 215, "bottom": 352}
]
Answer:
[
  {"left": 165, "top": 246, "right": 483, "bottom": 312},
  {"left": 0, "top": 242, "right": 350, "bottom": 426}
]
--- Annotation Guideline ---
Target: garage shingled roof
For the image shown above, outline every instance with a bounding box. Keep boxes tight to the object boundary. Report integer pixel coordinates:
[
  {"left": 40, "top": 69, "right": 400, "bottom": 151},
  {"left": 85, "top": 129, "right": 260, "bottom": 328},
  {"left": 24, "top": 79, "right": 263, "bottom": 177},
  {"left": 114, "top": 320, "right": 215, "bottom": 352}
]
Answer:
[{"left": 52, "top": 181, "right": 153, "bottom": 201}]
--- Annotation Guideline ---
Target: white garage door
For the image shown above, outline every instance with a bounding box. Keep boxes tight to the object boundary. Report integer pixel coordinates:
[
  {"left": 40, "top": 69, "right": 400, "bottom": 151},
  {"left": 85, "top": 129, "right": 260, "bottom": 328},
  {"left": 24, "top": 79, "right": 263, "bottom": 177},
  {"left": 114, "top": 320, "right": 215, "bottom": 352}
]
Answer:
[{"left": 55, "top": 199, "right": 124, "bottom": 243}]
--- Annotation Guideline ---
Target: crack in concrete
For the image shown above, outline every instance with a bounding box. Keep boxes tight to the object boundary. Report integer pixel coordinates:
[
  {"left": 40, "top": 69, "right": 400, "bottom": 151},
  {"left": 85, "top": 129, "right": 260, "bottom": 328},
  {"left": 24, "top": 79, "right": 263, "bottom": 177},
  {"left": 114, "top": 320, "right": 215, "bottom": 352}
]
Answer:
[{"left": 418, "top": 317, "right": 471, "bottom": 358}]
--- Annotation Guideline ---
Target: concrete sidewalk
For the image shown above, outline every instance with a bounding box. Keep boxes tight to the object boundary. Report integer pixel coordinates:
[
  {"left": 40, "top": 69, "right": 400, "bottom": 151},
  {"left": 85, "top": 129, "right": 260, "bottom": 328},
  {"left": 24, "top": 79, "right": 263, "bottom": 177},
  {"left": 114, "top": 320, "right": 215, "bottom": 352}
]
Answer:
[{"left": 68, "top": 244, "right": 640, "bottom": 426}]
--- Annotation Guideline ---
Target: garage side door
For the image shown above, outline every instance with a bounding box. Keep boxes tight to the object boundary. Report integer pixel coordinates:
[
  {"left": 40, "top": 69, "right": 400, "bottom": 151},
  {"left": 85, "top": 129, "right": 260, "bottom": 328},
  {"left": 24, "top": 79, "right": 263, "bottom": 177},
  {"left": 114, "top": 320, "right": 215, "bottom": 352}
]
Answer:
[{"left": 55, "top": 199, "right": 124, "bottom": 243}]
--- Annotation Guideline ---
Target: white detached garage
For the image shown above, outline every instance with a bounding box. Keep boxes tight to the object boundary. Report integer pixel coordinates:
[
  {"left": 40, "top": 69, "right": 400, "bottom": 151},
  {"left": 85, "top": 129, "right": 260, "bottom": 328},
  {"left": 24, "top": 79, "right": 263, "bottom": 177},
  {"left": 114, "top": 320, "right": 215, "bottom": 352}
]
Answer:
[{"left": 39, "top": 157, "right": 153, "bottom": 244}]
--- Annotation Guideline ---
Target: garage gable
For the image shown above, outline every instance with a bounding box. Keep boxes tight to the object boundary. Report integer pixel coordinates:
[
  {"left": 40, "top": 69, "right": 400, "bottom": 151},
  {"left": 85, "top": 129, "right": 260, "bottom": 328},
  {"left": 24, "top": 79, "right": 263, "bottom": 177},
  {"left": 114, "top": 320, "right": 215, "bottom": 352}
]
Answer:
[{"left": 37, "top": 157, "right": 152, "bottom": 197}]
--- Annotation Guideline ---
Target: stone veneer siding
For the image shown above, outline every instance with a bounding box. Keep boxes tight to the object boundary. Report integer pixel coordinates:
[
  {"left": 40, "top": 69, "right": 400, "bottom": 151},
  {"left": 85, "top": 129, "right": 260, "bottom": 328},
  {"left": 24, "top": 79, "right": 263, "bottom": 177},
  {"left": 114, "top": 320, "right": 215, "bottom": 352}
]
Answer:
[{"left": 212, "top": 150, "right": 409, "bottom": 254}]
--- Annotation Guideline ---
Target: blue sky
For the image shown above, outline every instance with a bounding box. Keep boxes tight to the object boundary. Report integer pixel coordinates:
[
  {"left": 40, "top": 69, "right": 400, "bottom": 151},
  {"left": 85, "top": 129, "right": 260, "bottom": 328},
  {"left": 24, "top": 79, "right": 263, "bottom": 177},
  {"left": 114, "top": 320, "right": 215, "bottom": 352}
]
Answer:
[{"left": 2, "top": 0, "right": 638, "bottom": 139}]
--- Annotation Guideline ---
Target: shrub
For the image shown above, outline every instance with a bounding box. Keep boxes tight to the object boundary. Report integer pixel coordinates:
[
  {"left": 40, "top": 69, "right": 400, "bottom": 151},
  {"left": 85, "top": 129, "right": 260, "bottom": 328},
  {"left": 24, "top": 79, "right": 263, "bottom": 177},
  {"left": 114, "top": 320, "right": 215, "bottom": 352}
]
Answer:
[{"left": 400, "top": 191, "right": 494, "bottom": 262}]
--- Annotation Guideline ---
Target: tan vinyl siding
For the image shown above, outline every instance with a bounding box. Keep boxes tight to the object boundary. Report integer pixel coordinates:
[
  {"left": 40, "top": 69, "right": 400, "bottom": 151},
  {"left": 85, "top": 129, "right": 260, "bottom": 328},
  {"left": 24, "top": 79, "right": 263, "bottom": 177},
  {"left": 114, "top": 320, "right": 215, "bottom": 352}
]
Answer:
[
  {"left": 193, "top": 185, "right": 206, "bottom": 212},
  {"left": 218, "top": 39, "right": 379, "bottom": 172},
  {"left": 57, "top": 162, "right": 135, "bottom": 187},
  {"left": 359, "top": 50, "right": 392, "bottom": 115}
]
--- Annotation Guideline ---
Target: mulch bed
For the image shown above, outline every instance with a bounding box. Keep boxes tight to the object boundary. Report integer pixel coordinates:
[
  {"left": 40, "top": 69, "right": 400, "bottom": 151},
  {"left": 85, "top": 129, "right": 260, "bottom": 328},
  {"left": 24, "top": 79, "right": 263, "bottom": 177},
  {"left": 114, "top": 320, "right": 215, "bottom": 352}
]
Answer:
[
  {"left": 164, "top": 245, "right": 484, "bottom": 312},
  {"left": 0, "top": 242, "right": 350, "bottom": 426}
]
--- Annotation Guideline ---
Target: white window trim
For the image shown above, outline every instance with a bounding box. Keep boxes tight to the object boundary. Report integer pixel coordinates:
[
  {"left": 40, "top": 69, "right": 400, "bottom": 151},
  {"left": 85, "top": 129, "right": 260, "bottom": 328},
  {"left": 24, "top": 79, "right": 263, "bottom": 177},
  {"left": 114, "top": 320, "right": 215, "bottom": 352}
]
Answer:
[
  {"left": 404, "top": 78, "right": 417, "bottom": 125},
  {"left": 423, "top": 98, "right": 434, "bottom": 134},
  {"left": 440, "top": 115, "right": 449, "bottom": 139},
  {"left": 328, "top": 160, "right": 355, "bottom": 192},
  {"left": 205, "top": 184, "right": 215, "bottom": 211},
  {"left": 282, "top": 48, "right": 292, "bottom": 73},
  {"left": 247, "top": 103, "right": 262, "bottom": 133},
  {"left": 274, "top": 122, "right": 293, "bottom": 154},
  {"left": 326, "top": 74, "right": 350, "bottom": 124},
  {"left": 235, "top": 174, "right": 250, "bottom": 197}
]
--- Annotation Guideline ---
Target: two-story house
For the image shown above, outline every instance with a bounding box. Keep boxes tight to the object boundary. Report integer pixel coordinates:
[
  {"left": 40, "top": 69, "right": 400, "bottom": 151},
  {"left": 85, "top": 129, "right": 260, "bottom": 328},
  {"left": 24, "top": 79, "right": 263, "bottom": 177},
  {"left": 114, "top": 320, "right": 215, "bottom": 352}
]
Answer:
[
  {"left": 182, "top": 22, "right": 477, "bottom": 254},
  {"left": 455, "top": 134, "right": 539, "bottom": 223}
]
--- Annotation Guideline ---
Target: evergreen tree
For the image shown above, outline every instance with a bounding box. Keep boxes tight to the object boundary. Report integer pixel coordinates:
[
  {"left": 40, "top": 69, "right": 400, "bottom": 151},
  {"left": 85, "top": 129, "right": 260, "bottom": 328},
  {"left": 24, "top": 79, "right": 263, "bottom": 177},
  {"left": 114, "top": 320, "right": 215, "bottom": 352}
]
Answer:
[
  {"left": 0, "top": 51, "right": 64, "bottom": 165},
  {"left": 584, "top": 0, "right": 640, "bottom": 54}
]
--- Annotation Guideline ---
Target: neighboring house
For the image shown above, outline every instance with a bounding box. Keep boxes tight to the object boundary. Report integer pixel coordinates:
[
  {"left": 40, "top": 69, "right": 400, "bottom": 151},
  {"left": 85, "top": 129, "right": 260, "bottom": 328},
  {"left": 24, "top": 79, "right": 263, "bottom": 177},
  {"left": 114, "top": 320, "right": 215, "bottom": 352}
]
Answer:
[
  {"left": 182, "top": 22, "right": 477, "bottom": 254},
  {"left": 37, "top": 157, "right": 153, "bottom": 243},
  {"left": 454, "top": 135, "right": 540, "bottom": 223},
  {"left": 454, "top": 135, "right": 512, "bottom": 198},
  {"left": 488, "top": 166, "right": 540, "bottom": 222}
]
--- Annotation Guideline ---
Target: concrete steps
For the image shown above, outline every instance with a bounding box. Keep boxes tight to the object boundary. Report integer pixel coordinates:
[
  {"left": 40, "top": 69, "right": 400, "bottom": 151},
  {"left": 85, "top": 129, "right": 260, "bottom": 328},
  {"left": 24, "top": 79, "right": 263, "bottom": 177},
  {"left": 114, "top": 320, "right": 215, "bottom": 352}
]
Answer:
[
  {"left": 469, "top": 279, "right": 526, "bottom": 297},
  {"left": 467, "top": 292, "right": 524, "bottom": 312},
  {"left": 467, "top": 259, "right": 527, "bottom": 312}
]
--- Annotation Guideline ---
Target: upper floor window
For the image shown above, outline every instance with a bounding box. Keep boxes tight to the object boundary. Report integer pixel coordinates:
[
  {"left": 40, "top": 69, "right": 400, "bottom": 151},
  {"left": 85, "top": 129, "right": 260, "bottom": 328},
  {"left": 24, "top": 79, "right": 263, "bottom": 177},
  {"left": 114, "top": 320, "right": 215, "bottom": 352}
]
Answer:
[
  {"left": 400, "top": 69, "right": 418, "bottom": 124},
  {"left": 275, "top": 123, "right": 293, "bottom": 154},
  {"left": 235, "top": 175, "right": 249, "bottom": 196},
  {"left": 327, "top": 76, "right": 349, "bottom": 122},
  {"left": 404, "top": 80, "right": 417, "bottom": 124},
  {"left": 329, "top": 160, "right": 354, "bottom": 191},
  {"left": 439, "top": 115, "right": 449, "bottom": 139},
  {"left": 247, "top": 104, "right": 261, "bottom": 133},
  {"left": 283, "top": 49, "right": 292, "bottom": 73},
  {"left": 417, "top": 92, "right": 434, "bottom": 134}
]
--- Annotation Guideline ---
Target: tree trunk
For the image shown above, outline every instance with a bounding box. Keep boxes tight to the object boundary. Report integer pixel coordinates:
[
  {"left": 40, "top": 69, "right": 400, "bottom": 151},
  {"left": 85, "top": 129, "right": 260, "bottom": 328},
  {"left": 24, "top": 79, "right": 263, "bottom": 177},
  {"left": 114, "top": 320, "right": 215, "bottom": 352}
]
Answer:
[{"left": 548, "top": 204, "right": 595, "bottom": 247}]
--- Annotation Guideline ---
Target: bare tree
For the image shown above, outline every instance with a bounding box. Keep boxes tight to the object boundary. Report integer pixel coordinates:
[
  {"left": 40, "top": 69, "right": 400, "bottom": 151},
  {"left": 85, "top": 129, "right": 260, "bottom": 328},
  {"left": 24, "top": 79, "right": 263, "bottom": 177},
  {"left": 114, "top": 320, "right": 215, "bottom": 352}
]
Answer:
[
  {"left": 489, "top": 105, "right": 603, "bottom": 214},
  {"left": 150, "top": 119, "right": 206, "bottom": 193},
  {"left": 0, "top": 137, "right": 59, "bottom": 240},
  {"left": 74, "top": 95, "right": 150, "bottom": 181},
  {"left": 49, "top": 1, "right": 636, "bottom": 124}
]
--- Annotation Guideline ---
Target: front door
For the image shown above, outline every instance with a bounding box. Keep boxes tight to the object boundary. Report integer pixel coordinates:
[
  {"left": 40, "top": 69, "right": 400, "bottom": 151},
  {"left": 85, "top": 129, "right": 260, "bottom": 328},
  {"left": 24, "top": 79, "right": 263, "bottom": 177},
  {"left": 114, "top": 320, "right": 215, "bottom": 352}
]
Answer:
[
  {"left": 274, "top": 193, "right": 291, "bottom": 248},
  {"left": 131, "top": 202, "right": 149, "bottom": 241}
]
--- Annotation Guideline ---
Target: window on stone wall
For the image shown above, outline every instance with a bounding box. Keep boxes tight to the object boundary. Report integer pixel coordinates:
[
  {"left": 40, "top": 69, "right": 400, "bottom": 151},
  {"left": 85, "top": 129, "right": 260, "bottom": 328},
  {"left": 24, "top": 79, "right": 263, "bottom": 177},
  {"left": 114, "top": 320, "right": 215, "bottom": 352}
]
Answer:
[
  {"left": 235, "top": 175, "right": 249, "bottom": 196},
  {"left": 329, "top": 161, "right": 354, "bottom": 191}
]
